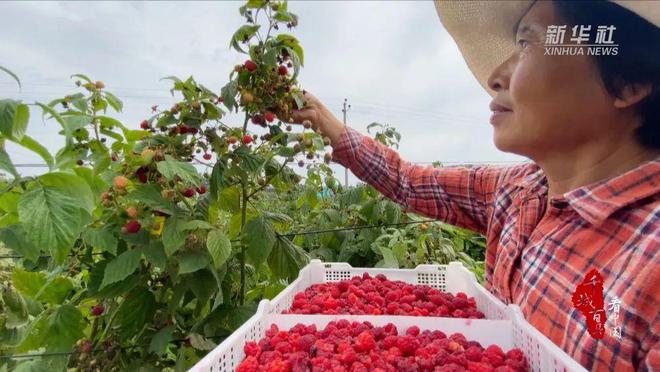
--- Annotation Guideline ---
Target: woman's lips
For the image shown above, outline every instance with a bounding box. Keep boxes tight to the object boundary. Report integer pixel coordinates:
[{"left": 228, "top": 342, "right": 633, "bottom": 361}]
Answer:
[{"left": 489, "top": 102, "right": 512, "bottom": 125}]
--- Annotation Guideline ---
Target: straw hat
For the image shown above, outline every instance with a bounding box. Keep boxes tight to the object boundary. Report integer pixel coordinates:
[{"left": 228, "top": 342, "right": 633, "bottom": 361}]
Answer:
[{"left": 434, "top": 0, "right": 660, "bottom": 97}]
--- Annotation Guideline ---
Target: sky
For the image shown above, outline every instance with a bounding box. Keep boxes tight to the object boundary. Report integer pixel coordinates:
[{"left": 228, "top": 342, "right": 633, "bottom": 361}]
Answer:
[{"left": 0, "top": 1, "right": 525, "bottom": 184}]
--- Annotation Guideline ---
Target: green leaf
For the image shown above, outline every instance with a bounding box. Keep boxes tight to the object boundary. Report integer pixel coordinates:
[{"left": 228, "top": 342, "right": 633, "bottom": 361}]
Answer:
[
  {"left": 99, "top": 248, "right": 142, "bottom": 289},
  {"left": 0, "top": 224, "right": 40, "bottom": 261},
  {"left": 230, "top": 25, "right": 260, "bottom": 53},
  {"left": 277, "top": 34, "right": 304, "bottom": 66},
  {"left": 0, "top": 139, "right": 18, "bottom": 177},
  {"left": 206, "top": 229, "right": 232, "bottom": 269},
  {"left": 71, "top": 97, "right": 87, "bottom": 112},
  {"left": 143, "top": 241, "right": 167, "bottom": 269},
  {"left": 243, "top": 215, "right": 276, "bottom": 266},
  {"left": 46, "top": 304, "right": 84, "bottom": 351},
  {"left": 1, "top": 284, "right": 29, "bottom": 328},
  {"left": 157, "top": 155, "right": 203, "bottom": 186},
  {"left": 97, "top": 115, "right": 126, "bottom": 130},
  {"left": 246, "top": 0, "right": 265, "bottom": 8},
  {"left": 268, "top": 237, "right": 308, "bottom": 281},
  {"left": 115, "top": 287, "right": 157, "bottom": 341},
  {"left": 70, "top": 73, "right": 92, "bottom": 83},
  {"left": 177, "top": 251, "right": 209, "bottom": 274},
  {"left": 15, "top": 135, "right": 53, "bottom": 170},
  {"left": 180, "top": 220, "right": 213, "bottom": 231},
  {"left": 0, "top": 99, "right": 29, "bottom": 140},
  {"left": 221, "top": 80, "right": 238, "bottom": 111},
  {"left": 149, "top": 325, "right": 175, "bottom": 356},
  {"left": 291, "top": 91, "right": 305, "bottom": 110},
  {"left": 128, "top": 184, "right": 175, "bottom": 214},
  {"left": 202, "top": 101, "right": 222, "bottom": 120},
  {"left": 234, "top": 146, "right": 265, "bottom": 172},
  {"left": 188, "top": 333, "right": 216, "bottom": 351},
  {"left": 218, "top": 186, "right": 241, "bottom": 213},
  {"left": 209, "top": 160, "right": 227, "bottom": 199},
  {"left": 18, "top": 173, "right": 93, "bottom": 262},
  {"left": 0, "top": 65, "right": 21, "bottom": 89},
  {"left": 82, "top": 226, "right": 118, "bottom": 255},
  {"left": 12, "top": 270, "right": 73, "bottom": 305},
  {"left": 104, "top": 91, "right": 123, "bottom": 112},
  {"left": 123, "top": 129, "right": 150, "bottom": 141},
  {"left": 162, "top": 217, "right": 186, "bottom": 256},
  {"left": 379, "top": 246, "right": 399, "bottom": 268}
]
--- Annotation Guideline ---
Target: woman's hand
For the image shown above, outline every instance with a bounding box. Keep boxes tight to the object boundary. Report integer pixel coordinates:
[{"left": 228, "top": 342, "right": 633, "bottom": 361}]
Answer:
[{"left": 289, "top": 92, "right": 346, "bottom": 145}]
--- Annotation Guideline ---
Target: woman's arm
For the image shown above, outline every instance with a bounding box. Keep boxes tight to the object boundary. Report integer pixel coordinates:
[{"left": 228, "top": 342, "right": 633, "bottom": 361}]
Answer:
[{"left": 289, "top": 92, "right": 507, "bottom": 234}]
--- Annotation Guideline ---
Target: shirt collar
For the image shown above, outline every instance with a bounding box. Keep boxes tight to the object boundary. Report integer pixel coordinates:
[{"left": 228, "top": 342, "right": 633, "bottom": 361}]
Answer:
[
  {"left": 564, "top": 157, "right": 659, "bottom": 226},
  {"left": 514, "top": 158, "right": 660, "bottom": 225}
]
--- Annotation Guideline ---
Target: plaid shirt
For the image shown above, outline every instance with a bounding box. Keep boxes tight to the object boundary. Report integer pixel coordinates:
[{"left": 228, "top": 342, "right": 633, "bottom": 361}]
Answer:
[{"left": 332, "top": 126, "right": 659, "bottom": 371}]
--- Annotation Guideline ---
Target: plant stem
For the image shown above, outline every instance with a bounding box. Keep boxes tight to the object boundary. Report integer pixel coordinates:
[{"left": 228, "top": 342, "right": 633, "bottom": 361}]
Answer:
[{"left": 238, "top": 113, "right": 250, "bottom": 305}]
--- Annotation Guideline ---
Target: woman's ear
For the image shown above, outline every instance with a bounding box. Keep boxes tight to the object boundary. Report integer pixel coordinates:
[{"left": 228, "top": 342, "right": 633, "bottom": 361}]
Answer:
[{"left": 613, "top": 82, "right": 653, "bottom": 109}]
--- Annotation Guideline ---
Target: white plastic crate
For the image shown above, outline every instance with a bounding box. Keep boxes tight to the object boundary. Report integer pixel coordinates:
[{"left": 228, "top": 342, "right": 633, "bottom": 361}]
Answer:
[
  {"left": 190, "top": 307, "right": 586, "bottom": 372},
  {"left": 266, "top": 260, "right": 508, "bottom": 320},
  {"left": 190, "top": 260, "right": 586, "bottom": 371}
]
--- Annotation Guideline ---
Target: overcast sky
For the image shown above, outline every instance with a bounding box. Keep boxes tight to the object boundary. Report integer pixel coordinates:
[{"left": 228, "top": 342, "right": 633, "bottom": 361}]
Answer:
[{"left": 0, "top": 1, "right": 525, "bottom": 183}]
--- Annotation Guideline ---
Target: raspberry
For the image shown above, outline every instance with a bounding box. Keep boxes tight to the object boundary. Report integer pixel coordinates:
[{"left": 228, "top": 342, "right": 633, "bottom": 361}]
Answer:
[
  {"left": 506, "top": 348, "right": 525, "bottom": 361},
  {"left": 140, "top": 120, "right": 149, "bottom": 129},
  {"left": 196, "top": 185, "right": 207, "bottom": 194},
  {"left": 90, "top": 304, "right": 104, "bottom": 316},
  {"left": 405, "top": 326, "right": 420, "bottom": 337},
  {"left": 122, "top": 220, "right": 141, "bottom": 234},
  {"left": 355, "top": 331, "right": 375, "bottom": 353},
  {"left": 278, "top": 65, "right": 288, "bottom": 76},
  {"left": 396, "top": 336, "right": 420, "bottom": 356},
  {"left": 297, "top": 334, "right": 316, "bottom": 352},
  {"left": 244, "top": 60, "right": 258, "bottom": 72},
  {"left": 242, "top": 135, "right": 253, "bottom": 144},
  {"left": 244, "top": 341, "right": 259, "bottom": 356},
  {"left": 468, "top": 361, "right": 496, "bottom": 372},
  {"left": 264, "top": 111, "right": 275, "bottom": 122},
  {"left": 237, "top": 356, "right": 259, "bottom": 372},
  {"left": 181, "top": 188, "right": 196, "bottom": 198},
  {"left": 203, "top": 153, "right": 212, "bottom": 160},
  {"left": 465, "top": 345, "right": 483, "bottom": 362}
]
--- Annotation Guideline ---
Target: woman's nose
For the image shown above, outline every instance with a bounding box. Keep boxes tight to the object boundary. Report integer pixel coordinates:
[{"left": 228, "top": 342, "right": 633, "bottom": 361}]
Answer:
[{"left": 487, "top": 58, "right": 513, "bottom": 92}]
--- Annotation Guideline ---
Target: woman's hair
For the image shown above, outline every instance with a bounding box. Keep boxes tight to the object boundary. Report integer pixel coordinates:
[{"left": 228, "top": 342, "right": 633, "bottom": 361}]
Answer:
[{"left": 552, "top": 0, "right": 660, "bottom": 150}]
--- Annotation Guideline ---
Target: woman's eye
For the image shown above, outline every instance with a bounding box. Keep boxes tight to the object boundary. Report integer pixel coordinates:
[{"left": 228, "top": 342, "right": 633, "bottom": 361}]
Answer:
[{"left": 517, "top": 39, "right": 529, "bottom": 49}]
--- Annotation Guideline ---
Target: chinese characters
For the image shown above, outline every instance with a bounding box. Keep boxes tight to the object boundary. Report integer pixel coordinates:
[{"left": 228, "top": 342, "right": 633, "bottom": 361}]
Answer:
[
  {"left": 571, "top": 269, "right": 607, "bottom": 339},
  {"left": 544, "top": 24, "right": 618, "bottom": 56}
]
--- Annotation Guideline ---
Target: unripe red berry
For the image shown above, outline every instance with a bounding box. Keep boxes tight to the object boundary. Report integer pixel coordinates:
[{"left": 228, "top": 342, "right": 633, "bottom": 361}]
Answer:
[
  {"left": 196, "top": 185, "right": 207, "bottom": 194},
  {"left": 181, "top": 188, "right": 196, "bottom": 198},
  {"left": 90, "top": 304, "right": 105, "bottom": 316}
]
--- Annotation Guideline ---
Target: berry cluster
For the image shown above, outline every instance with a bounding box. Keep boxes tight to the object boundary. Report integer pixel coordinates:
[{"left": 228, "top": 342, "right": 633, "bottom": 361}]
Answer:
[
  {"left": 237, "top": 321, "right": 528, "bottom": 372},
  {"left": 285, "top": 273, "right": 485, "bottom": 318}
]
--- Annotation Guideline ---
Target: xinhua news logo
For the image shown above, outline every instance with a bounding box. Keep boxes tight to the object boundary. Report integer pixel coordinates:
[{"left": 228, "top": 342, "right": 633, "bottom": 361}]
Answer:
[{"left": 544, "top": 25, "right": 619, "bottom": 56}]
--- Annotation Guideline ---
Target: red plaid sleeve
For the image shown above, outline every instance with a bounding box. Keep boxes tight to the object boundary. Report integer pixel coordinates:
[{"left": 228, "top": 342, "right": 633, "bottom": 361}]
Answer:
[{"left": 332, "top": 126, "right": 513, "bottom": 234}]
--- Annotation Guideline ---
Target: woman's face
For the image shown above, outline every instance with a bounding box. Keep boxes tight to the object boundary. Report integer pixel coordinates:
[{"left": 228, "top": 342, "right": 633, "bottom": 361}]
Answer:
[{"left": 487, "top": 1, "right": 617, "bottom": 159}]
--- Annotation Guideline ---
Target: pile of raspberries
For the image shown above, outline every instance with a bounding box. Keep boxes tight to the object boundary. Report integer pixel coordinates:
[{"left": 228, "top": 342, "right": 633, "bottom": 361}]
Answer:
[
  {"left": 237, "top": 320, "right": 528, "bottom": 372},
  {"left": 285, "top": 273, "right": 485, "bottom": 318}
]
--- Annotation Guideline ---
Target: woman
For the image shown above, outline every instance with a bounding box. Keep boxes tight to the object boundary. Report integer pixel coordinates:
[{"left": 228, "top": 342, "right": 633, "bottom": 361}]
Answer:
[{"left": 290, "top": 1, "right": 659, "bottom": 371}]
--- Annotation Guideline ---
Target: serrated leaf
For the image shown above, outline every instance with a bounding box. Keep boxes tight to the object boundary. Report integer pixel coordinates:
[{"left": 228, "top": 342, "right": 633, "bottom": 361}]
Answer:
[
  {"left": 115, "top": 287, "right": 156, "bottom": 341},
  {"left": 0, "top": 99, "right": 29, "bottom": 140},
  {"left": 99, "top": 248, "right": 142, "bottom": 289},
  {"left": 243, "top": 215, "right": 276, "bottom": 266},
  {"left": 143, "top": 241, "right": 167, "bottom": 269},
  {"left": 12, "top": 270, "right": 73, "bottom": 305},
  {"left": 15, "top": 135, "right": 53, "bottom": 170},
  {"left": 230, "top": 25, "right": 260, "bottom": 53},
  {"left": 156, "top": 155, "right": 203, "bottom": 186},
  {"left": 1, "top": 284, "right": 29, "bottom": 328},
  {"left": 0, "top": 139, "right": 18, "bottom": 177},
  {"left": 128, "top": 184, "right": 175, "bottom": 214},
  {"left": 218, "top": 186, "right": 241, "bottom": 213},
  {"left": 268, "top": 237, "right": 309, "bottom": 281},
  {"left": 18, "top": 173, "right": 93, "bottom": 262},
  {"left": 206, "top": 229, "right": 231, "bottom": 269},
  {"left": 221, "top": 80, "right": 238, "bottom": 111},
  {"left": 233, "top": 146, "right": 265, "bottom": 172},
  {"left": 177, "top": 251, "right": 209, "bottom": 274},
  {"left": 0, "top": 224, "right": 41, "bottom": 261},
  {"left": 82, "top": 226, "right": 117, "bottom": 255},
  {"left": 46, "top": 304, "right": 84, "bottom": 351},
  {"left": 162, "top": 217, "right": 186, "bottom": 256},
  {"left": 209, "top": 160, "right": 227, "bottom": 199},
  {"left": 188, "top": 333, "right": 216, "bottom": 351},
  {"left": 123, "top": 129, "right": 149, "bottom": 141},
  {"left": 180, "top": 220, "right": 213, "bottom": 231},
  {"left": 104, "top": 91, "right": 123, "bottom": 112},
  {"left": 149, "top": 325, "right": 175, "bottom": 356}
]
